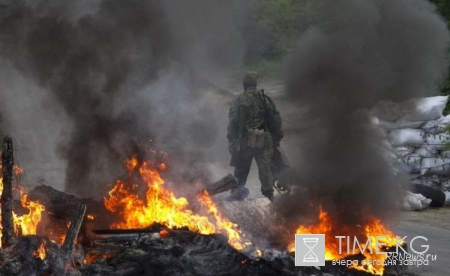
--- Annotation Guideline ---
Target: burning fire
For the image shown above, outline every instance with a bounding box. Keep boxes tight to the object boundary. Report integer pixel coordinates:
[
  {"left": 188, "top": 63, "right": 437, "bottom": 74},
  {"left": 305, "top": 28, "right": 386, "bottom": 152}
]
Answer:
[
  {"left": 288, "top": 206, "right": 398, "bottom": 275},
  {"left": 197, "top": 191, "right": 246, "bottom": 250},
  {"left": 33, "top": 240, "right": 46, "bottom": 260},
  {"left": 84, "top": 253, "right": 115, "bottom": 264},
  {"left": 0, "top": 164, "right": 45, "bottom": 247},
  {"left": 104, "top": 156, "right": 250, "bottom": 250}
]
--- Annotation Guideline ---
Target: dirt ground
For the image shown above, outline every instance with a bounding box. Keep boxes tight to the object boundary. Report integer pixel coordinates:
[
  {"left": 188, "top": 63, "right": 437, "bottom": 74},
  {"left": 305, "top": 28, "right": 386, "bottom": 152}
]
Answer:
[{"left": 401, "top": 207, "right": 450, "bottom": 230}]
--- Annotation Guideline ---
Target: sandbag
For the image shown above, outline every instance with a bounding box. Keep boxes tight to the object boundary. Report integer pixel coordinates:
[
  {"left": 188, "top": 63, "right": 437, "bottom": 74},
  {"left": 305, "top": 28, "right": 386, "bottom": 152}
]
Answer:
[
  {"left": 421, "top": 115, "right": 450, "bottom": 134},
  {"left": 414, "top": 145, "right": 438, "bottom": 158},
  {"left": 425, "top": 133, "right": 450, "bottom": 149},
  {"left": 411, "top": 175, "right": 441, "bottom": 190},
  {"left": 403, "top": 96, "right": 448, "bottom": 121},
  {"left": 377, "top": 118, "right": 425, "bottom": 130},
  {"left": 394, "top": 146, "right": 415, "bottom": 157},
  {"left": 373, "top": 96, "right": 448, "bottom": 122},
  {"left": 402, "top": 191, "right": 431, "bottom": 211},
  {"left": 399, "top": 154, "right": 422, "bottom": 174},
  {"left": 441, "top": 150, "right": 450, "bottom": 158},
  {"left": 420, "top": 157, "right": 450, "bottom": 175},
  {"left": 388, "top": 129, "right": 425, "bottom": 147},
  {"left": 441, "top": 178, "right": 450, "bottom": 191}
]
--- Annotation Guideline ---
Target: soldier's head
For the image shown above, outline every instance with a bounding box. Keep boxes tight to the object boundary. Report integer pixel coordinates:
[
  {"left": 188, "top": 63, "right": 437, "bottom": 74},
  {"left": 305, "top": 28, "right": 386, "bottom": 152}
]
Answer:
[{"left": 243, "top": 71, "right": 258, "bottom": 90}]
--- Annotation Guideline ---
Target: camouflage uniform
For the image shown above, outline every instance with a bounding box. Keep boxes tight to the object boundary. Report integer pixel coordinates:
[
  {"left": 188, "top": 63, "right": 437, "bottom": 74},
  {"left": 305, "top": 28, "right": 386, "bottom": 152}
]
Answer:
[{"left": 227, "top": 72, "right": 283, "bottom": 200}]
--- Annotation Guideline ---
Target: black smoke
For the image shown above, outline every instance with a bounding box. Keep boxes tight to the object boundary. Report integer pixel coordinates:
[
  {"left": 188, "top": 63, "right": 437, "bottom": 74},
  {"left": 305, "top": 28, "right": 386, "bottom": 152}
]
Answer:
[
  {"left": 0, "top": 0, "right": 246, "bottom": 197},
  {"left": 276, "top": 0, "right": 450, "bottom": 233}
]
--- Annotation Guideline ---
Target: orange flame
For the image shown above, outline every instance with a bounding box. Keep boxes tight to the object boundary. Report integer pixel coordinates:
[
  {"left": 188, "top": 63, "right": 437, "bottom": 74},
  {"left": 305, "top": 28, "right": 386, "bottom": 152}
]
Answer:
[
  {"left": 288, "top": 206, "right": 398, "bottom": 275},
  {"left": 159, "top": 229, "right": 170, "bottom": 238},
  {"left": 104, "top": 156, "right": 250, "bottom": 250},
  {"left": 33, "top": 240, "right": 46, "bottom": 260},
  {"left": 197, "top": 191, "right": 248, "bottom": 250},
  {"left": 0, "top": 164, "right": 45, "bottom": 247},
  {"left": 83, "top": 253, "right": 115, "bottom": 264},
  {"left": 104, "top": 156, "right": 216, "bottom": 234},
  {"left": 14, "top": 194, "right": 46, "bottom": 235}
]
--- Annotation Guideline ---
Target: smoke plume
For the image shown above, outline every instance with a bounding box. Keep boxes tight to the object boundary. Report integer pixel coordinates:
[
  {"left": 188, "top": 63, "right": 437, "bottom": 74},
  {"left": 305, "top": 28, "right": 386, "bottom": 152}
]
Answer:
[
  {"left": 0, "top": 0, "right": 246, "bottom": 197},
  {"left": 277, "top": 0, "right": 450, "bottom": 230}
]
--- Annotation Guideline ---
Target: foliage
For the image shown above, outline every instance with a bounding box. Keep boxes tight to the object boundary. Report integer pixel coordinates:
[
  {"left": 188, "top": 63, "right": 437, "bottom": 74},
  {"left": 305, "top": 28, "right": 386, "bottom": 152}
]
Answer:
[
  {"left": 243, "top": 0, "right": 310, "bottom": 63},
  {"left": 429, "top": 0, "right": 450, "bottom": 114},
  {"left": 249, "top": 0, "right": 309, "bottom": 55},
  {"left": 430, "top": 0, "right": 450, "bottom": 25},
  {"left": 243, "top": 0, "right": 450, "bottom": 85}
]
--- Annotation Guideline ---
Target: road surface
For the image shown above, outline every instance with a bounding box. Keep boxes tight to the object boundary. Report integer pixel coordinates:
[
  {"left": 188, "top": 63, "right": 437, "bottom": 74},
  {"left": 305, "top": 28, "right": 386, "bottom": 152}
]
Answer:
[{"left": 395, "top": 209, "right": 450, "bottom": 276}]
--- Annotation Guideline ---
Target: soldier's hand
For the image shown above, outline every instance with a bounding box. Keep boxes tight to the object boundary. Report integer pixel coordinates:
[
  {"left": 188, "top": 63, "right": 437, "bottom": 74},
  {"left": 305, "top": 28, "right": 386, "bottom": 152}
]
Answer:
[
  {"left": 273, "top": 140, "right": 280, "bottom": 147},
  {"left": 229, "top": 140, "right": 240, "bottom": 154}
]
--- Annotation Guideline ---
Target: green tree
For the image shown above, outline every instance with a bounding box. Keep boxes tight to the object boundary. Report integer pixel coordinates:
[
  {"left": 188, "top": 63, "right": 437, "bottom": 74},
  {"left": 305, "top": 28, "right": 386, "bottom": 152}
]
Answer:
[
  {"left": 430, "top": 0, "right": 450, "bottom": 113},
  {"left": 242, "top": 0, "right": 311, "bottom": 63},
  {"left": 249, "top": 0, "right": 310, "bottom": 56}
]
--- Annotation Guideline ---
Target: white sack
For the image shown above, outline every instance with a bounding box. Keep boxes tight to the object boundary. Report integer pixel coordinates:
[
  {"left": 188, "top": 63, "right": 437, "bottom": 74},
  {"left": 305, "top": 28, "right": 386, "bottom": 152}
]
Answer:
[
  {"left": 394, "top": 146, "right": 415, "bottom": 157},
  {"left": 421, "top": 115, "right": 450, "bottom": 134},
  {"left": 414, "top": 145, "right": 438, "bottom": 158},
  {"left": 377, "top": 118, "right": 424, "bottom": 130},
  {"left": 403, "top": 191, "right": 432, "bottom": 211},
  {"left": 399, "top": 154, "right": 422, "bottom": 174},
  {"left": 411, "top": 175, "right": 441, "bottom": 190},
  {"left": 442, "top": 150, "right": 450, "bottom": 158},
  {"left": 420, "top": 158, "right": 450, "bottom": 175},
  {"left": 373, "top": 96, "right": 448, "bottom": 122},
  {"left": 403, "top": 96, "right": 448, "bottom": 121},
  {"left": 388, "top": 129, "right": 425, "bottom": 147},
  {"left": 442, "top": 178, "right": 450, "bottom": 191},
  {"left": 425, "top": 133, "right": 450, "bottom": 149}
]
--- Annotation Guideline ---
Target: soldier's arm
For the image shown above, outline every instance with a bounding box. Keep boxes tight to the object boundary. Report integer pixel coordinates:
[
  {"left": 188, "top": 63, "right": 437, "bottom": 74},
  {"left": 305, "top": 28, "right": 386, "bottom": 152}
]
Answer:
[
  {"left": 227, "top": 97, "right": 240, "bottom": 143},
  {"left": 267, "top": 96, "right": 283, "bottom": 143}
]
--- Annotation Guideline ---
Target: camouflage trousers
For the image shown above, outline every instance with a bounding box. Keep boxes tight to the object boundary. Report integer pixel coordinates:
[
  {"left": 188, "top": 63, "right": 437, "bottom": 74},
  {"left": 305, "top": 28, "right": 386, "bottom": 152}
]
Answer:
[{"left": 231, "top": 132, "right": 274, "bottom": 196}]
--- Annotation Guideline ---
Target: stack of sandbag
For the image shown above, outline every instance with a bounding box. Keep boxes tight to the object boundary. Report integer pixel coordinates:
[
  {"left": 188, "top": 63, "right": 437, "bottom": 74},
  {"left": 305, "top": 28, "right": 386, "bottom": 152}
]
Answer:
[{"left": 372, "top": 96, "right": 450, "bottom": 208}]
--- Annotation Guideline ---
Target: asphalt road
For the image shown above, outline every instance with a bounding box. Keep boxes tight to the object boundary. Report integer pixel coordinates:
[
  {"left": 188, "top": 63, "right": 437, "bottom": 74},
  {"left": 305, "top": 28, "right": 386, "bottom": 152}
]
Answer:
[{"left": 394, "top": 222, "right": 450, "bottom": 276}]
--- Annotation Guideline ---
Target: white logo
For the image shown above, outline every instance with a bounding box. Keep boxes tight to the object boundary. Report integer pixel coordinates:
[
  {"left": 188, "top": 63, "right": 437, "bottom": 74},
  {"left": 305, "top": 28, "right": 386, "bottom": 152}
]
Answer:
[{"left": 295, "top": 234, "right": 325, "bottom": 266}]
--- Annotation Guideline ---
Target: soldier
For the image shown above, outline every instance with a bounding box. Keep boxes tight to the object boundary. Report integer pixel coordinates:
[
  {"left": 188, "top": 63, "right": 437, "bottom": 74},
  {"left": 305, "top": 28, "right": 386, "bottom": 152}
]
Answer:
[{"left": 227, "top": 72, "right": 283, "bottom": 201}]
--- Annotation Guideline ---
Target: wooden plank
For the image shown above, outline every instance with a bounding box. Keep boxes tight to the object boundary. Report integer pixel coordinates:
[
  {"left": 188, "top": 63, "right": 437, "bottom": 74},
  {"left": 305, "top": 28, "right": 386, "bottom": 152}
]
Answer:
[
  {"left": 52, "top": 203, "right": 86, "bottom": 275},
  {"left": 62, "top": 203, "right": 87, "bottom": 253},
  {"left": 203, "top": 174, "right": 238, "bottom": 196}
]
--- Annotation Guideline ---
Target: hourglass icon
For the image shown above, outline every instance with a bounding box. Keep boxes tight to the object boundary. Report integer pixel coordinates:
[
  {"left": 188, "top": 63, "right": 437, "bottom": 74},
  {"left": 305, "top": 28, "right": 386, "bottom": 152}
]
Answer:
[{"left": 302, "top": 237, "right": 319, "bottom": 262}]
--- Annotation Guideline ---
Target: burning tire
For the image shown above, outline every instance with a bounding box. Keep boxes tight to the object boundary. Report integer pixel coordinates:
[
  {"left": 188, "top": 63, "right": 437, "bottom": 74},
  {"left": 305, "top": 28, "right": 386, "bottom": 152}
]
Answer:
[{"left": 409, "top": 183, "right": 446, "bottom": 207}]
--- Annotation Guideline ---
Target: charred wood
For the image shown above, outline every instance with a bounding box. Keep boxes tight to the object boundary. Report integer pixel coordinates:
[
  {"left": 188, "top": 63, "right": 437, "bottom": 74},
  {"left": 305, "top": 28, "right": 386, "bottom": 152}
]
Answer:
[
  {"left": 1, "top": 136, "right": 14, "bottom": 248},
  {"left": 203, "top": 174, "right": 238, "bottom": 196},
  {"left": 52, "top": 203, "right": 87, "bottom": 276},
  {"left": 92, "top": 224, "right": 165, "bottom": 235},
  {"left": 63, "top": 203, "right": 87, "bottom": 253}
]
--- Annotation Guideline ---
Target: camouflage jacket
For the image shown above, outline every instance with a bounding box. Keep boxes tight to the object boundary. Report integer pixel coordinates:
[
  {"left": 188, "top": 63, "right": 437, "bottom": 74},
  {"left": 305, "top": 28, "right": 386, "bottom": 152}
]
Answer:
[{"left": 227, "top": 87, "right": 283, "bottom": 143}]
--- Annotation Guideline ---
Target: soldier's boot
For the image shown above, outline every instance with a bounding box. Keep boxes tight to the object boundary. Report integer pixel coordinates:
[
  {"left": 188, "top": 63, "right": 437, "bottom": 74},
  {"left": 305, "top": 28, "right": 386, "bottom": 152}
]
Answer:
[{"left": 226, "top": 186, "right": 249, "bottom": 201}]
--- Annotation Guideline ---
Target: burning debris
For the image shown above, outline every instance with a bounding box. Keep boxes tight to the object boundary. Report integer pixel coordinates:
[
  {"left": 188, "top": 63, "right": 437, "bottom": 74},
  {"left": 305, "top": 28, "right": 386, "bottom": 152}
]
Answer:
[
  {"left": 0, "top": 0, "right": 447, "bottom": 274},
  {"left": 0, "top": 137, "right": 409, "bottom": 275},
  {"left": 287, "top": 206, "right": 399, "bottom": 275},
  {"left": 0, "top": 136, "right": 46, "bottom": 247},
  {"left": 102, "top": 154, "right": 253, "bottom": 251}
]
